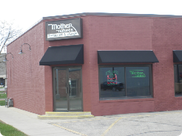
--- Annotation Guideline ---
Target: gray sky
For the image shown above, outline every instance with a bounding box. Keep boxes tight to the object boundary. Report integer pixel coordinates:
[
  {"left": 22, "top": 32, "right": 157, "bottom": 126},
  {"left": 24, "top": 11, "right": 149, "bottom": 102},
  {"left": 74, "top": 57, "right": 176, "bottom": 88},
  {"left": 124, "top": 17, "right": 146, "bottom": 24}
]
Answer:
[{"left": 1, "top": 0, "right": 182, "bottom": 32}]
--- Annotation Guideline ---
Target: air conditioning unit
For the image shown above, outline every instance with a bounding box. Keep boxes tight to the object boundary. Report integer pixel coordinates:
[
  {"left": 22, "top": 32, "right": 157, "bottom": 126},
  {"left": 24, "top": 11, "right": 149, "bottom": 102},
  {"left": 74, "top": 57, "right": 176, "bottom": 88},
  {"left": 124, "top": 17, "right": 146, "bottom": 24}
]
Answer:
[{"left": 5, "top": 98, "right": 13, "bottom": 107}]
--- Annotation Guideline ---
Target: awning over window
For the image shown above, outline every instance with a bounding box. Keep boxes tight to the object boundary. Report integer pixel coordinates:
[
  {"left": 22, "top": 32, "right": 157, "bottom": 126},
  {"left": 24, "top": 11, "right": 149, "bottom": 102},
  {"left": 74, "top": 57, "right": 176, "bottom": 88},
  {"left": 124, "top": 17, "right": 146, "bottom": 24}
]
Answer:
[
  {"left": 98, "top": 50, "right": 159, "bottom": 64},
  {"left": 173, "top": 50, "right": 182, "bottom": 62},
  {"left": 40, "top": 44, "right": 83, "bottom": 65}
]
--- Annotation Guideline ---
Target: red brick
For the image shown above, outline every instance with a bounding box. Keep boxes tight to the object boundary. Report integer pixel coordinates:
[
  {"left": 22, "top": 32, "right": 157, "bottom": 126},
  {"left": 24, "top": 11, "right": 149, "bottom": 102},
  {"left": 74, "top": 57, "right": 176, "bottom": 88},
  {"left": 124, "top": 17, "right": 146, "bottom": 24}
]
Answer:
[{"left": 7, "top": 15, "right": 182, "bottom": 116}]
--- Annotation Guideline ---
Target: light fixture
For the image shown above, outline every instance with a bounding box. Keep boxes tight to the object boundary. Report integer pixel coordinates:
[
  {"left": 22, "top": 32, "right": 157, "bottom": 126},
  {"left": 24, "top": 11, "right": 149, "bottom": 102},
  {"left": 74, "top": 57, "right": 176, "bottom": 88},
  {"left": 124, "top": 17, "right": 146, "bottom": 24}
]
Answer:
[
  {"left": 18, "top": 43, "right": 31, "bottom": 54},
  {"left": 3, "top": 52, "right": 14, "bottom": 62}
]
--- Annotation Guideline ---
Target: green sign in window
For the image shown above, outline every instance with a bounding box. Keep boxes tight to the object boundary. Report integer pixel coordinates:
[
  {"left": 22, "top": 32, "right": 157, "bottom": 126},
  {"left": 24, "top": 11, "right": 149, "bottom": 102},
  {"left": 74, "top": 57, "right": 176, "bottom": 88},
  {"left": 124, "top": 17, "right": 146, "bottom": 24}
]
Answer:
[{"left": 129, "top": 69, "right": 146, "bottom": 78}]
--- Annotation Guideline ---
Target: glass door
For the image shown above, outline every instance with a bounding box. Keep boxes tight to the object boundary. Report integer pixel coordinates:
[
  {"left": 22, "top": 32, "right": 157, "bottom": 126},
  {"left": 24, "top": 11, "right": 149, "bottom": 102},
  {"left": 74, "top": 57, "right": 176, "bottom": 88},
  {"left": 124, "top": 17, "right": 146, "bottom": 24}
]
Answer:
[
  {"left": 53, "top": 67, "right": 82, "bottom": 111},
  {"left": 54, "top": 68, "right": 68, "bottom": 111},
  {"left": 68, "top": 68, "right": 82, "bottom": 111}
]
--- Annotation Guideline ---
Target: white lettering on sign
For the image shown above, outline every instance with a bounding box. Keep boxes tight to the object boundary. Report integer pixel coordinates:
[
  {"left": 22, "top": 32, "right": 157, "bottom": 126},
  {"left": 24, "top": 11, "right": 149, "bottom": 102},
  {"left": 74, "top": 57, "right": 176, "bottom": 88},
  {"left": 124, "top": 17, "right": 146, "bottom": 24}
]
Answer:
[{"left": 47, "top": 23, "right": 79, "bottom": 38}]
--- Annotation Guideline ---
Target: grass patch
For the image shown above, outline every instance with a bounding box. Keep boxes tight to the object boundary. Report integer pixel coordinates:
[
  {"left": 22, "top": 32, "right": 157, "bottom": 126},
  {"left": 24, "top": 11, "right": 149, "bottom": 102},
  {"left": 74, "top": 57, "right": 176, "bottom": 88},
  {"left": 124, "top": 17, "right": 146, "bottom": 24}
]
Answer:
[
  {"left": 0, "top": 120, "right": 27, "bottom": 136},
  {"left": 0, "top": 94, "right": 6, "bottom": 99},
  {"left": 0, "top": 101, "right": 5, "bottom": 106}
]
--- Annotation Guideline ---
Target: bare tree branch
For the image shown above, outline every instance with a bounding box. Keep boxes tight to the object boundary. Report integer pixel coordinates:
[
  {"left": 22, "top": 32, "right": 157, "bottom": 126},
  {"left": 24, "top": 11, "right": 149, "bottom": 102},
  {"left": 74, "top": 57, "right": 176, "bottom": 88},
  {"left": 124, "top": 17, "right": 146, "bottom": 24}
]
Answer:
[{"left": 0, "top": 20, "right": 22, "bottom": 54}]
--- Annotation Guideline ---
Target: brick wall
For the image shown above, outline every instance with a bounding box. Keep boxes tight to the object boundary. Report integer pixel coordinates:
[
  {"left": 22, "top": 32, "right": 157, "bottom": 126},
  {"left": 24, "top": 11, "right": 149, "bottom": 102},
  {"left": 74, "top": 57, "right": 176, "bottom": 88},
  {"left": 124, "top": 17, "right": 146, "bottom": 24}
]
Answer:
[
  {"left": 7, "top": 15, "right": 182, "bottom": 116},
  {"left": 7, "top": 21, "right": 46, "bottom": 115},
  {"left": 152, "top": 18, "right": 182, "bottom": 111},
  {"left": 83, "top": 16, "right": 182, "bottom": 116}
]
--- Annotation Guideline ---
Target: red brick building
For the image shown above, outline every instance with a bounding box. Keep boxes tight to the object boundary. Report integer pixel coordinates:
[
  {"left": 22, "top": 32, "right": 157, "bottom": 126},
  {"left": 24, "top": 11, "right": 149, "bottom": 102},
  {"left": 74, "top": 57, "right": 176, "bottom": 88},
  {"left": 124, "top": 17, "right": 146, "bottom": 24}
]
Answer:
[{"left": 7, "top": 13, "right": 182, "bottom": 116}]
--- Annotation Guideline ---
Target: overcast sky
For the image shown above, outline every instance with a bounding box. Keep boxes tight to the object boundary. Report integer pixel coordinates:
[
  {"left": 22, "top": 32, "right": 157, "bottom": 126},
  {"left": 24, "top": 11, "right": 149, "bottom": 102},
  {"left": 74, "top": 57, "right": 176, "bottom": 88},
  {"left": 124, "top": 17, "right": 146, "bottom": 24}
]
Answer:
[{"left": 1, "top": 0, "right": 182, "bottom": 32}]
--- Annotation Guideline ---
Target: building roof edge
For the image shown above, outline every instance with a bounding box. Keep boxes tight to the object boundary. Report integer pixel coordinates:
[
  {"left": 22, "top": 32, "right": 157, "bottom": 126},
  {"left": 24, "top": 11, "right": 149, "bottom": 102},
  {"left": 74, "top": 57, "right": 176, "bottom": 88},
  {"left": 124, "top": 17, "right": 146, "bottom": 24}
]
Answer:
[{"left": 42, "top": 12, "right": 182, "bottom": 20}]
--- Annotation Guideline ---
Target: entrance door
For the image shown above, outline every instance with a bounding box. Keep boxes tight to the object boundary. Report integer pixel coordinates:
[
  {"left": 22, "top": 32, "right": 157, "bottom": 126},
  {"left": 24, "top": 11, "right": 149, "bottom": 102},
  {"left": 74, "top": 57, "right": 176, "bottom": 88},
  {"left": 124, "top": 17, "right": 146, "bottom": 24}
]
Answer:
[{"left": 53, "top": 67, "right": 82, "bottom": 111}]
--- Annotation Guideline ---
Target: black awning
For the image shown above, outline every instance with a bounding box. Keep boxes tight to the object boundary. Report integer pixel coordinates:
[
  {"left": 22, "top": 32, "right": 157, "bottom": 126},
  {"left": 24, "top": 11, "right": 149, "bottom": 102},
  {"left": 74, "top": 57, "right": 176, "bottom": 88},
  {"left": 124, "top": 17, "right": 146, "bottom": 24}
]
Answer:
[
  {"left": 98, "top": 50, "right": 159, "bottom": 64},
  {"left": 40, "top": 44, "right": 83, "bottom": 65},
  {"left": 173, "top": 50, "right": 182, "bottom": 62}
]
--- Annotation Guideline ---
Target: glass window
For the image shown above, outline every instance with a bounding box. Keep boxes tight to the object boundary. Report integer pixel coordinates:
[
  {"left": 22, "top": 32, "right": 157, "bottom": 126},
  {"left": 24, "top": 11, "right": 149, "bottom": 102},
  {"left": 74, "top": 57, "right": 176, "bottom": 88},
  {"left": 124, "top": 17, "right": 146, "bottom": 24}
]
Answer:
[
  {"left": 126, "top": 67, "right": 150, "bottom": 97},
  {"left": 100, "top": 67, "right": 125, "bottom": 99},
  {"left": 99, "top": 65, "right": 152, "bottom": 100},
  {"left": 0, "top": 78, "right": 5, "bottom": 87},
  {"left": 174, "top": 64, "right": 182, "bottom": 95}
]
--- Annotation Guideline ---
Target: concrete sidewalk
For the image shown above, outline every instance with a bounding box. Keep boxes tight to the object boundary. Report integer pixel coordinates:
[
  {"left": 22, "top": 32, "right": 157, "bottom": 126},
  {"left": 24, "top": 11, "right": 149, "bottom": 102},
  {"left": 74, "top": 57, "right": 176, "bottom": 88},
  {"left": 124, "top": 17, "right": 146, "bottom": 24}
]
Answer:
[{"left": 0, "top": 106, "right": 78, "bottom": 136}]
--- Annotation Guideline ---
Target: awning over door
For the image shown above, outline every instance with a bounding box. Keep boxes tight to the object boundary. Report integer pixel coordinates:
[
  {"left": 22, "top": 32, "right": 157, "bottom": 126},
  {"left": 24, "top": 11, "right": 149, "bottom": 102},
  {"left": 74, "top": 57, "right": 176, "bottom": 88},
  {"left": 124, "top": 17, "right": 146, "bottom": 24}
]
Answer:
[
  {"left": 98, "top": 50, "right": 159, "bottom": 64},
  {"left": 173, "top": 50, "right": 182, "bottom": 62},
  {"left": 40, "top": 44, "right": 83, "bottom": 65}
]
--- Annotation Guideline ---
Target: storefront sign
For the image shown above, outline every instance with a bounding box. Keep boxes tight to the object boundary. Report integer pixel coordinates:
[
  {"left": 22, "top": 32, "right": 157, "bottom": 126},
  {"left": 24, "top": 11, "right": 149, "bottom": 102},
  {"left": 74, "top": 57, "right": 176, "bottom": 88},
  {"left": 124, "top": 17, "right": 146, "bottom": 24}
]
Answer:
[
  {"left": 129, "top": 69, "right": 146, "bottom": 78},
  {"left": 46, "top": 18, "right": 82, "bottom": 41}
]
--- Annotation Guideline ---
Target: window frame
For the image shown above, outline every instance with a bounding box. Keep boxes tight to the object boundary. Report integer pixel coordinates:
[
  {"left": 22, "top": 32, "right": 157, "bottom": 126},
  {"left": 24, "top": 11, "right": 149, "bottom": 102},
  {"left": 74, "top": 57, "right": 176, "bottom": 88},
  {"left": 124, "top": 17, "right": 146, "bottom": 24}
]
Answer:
[
  {"left": 98, "top": 64, "right": 153, "bottom": 100},
  {"left": 174, "top": 64, "right": 182, "bottom": 96}
]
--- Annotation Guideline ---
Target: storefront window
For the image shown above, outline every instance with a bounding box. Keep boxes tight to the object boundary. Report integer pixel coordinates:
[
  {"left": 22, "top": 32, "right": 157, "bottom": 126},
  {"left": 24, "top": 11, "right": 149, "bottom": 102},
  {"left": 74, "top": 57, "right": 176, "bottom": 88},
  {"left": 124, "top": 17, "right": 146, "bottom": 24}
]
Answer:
[
  {"left": 99, "top": 65, "right": 152, "bottom": 100},
  {"left": 126, "top": 67, "right": 150, "bottom": 97},
  {"left": 174, "top": 64, "right": 182, "bottom": 95}
]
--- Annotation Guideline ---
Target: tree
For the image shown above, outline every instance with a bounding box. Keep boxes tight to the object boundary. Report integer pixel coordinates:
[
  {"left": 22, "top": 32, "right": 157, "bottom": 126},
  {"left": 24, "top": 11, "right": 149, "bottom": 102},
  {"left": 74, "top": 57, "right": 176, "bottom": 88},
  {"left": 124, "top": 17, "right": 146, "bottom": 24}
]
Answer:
[{"left": 0, "top": 20, "right": 22, "bottom": 53}]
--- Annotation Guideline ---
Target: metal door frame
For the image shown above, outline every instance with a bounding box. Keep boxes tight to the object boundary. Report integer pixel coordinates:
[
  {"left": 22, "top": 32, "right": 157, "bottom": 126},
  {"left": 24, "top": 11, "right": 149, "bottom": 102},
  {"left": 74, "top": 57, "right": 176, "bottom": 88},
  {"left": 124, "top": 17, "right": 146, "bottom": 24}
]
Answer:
[{"left": 53, "top": 66, "right": 83, "bottom": 112}]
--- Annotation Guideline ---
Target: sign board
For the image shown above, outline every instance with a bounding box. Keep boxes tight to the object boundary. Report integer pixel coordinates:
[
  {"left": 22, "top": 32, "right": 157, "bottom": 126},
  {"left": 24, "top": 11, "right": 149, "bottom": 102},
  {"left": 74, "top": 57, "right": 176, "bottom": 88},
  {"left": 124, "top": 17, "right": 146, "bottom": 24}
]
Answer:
[
  {"left": 129, "top": 69, "right": 146, "bottom": 78},
  {"left": 46, "top": 18, "right": 82, "bottom": 41}
]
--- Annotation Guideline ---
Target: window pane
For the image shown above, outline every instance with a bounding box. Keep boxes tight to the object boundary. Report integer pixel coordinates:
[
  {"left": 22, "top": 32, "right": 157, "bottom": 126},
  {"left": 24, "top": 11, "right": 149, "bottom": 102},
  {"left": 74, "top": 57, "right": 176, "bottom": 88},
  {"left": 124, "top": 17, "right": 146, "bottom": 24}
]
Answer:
[
  {"left": 175, "top": 65, "right": 182, "bottom": 95},
  {"left": 126, "top": 67, "right": 150, "bottom": 97},
  {"left": 0, "top": 78, "right": 5, "bottom": 86},
  {"left": 99, "top": 67, "right": 125, "bottom": 100}
]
